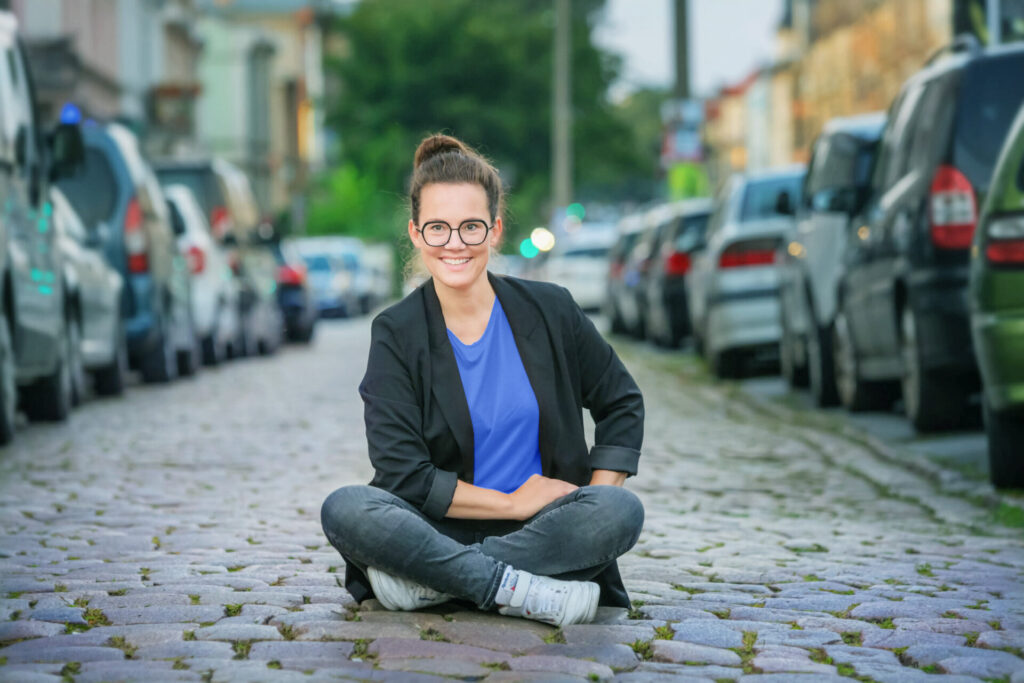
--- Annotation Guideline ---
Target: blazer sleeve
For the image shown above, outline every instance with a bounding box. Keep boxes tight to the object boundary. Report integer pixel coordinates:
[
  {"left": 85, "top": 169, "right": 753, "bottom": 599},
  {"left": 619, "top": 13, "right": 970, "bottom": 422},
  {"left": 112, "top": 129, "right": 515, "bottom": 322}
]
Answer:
[
  {"left": 569, "top": 291, "right": 645, "bottom": 475},
  {"left": 358, "top": 313, "right": 458, "bottom": 520}
]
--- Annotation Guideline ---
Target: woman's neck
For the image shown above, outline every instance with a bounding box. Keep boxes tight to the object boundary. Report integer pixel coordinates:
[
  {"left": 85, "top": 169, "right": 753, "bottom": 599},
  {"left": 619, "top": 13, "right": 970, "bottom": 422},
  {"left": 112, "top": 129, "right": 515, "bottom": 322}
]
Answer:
[{"left": 435, "top": 275, "right": 495, "bottom": 325}]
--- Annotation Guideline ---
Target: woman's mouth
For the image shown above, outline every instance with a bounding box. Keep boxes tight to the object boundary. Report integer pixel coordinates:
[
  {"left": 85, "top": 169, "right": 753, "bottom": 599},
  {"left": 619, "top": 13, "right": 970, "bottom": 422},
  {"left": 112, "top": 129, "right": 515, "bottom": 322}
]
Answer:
[{"left": 441, "top": 257, "right": 470, "bottom": 266}]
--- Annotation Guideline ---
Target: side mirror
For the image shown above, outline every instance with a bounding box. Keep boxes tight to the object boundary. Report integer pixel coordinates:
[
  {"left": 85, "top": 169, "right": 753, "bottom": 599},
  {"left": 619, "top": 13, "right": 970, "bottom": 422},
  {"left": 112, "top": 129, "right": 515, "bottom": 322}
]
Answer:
[
  {"left": 86, "top": 221, "right": 110, "bottom": 249},
  {"left": 775, "top": 191, "right": 794, "bottom": 216},
  {"left": 49, "top": 123, "right": 85, "bottom": 182}
]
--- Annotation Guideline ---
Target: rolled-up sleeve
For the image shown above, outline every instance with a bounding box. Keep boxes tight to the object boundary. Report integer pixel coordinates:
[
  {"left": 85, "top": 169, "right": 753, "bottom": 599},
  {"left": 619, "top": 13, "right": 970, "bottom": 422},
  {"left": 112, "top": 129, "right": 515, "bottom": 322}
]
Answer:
[
  {"left": 570, "top": 293, "right": 644, "bottom": 475},
  {"left": 359, "top": 314, "right": 456, "bottom": 519}
]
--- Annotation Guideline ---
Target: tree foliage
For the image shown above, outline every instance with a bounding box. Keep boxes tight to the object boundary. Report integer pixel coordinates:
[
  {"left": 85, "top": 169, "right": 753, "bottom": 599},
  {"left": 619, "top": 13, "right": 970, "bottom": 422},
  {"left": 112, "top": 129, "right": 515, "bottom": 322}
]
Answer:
[{"left": 310, "top": 0, "right": 656, "bottom": 244}]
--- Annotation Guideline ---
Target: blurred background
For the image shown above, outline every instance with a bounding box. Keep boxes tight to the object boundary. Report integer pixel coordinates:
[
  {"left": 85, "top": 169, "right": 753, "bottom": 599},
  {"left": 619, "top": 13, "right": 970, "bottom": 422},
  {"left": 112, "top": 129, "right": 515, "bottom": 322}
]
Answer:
[{"left": 1, "top": 0, "right": 1023, "bottom": 488}]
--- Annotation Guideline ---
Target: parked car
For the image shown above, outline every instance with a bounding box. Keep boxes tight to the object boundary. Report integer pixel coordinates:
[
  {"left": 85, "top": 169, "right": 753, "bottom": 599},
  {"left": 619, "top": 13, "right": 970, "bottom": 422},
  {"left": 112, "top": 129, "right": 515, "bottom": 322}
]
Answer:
[
  {"left": 51, "top": 187, "right": 127, "bottom": 401},
  {"left": 777, "top": 112, "right": 885, "bottom": 405},
  {"left": 164, "top": 184, "right": 239, "bottom": 365},
  {"left": 969, "top": 103, "right": 1024, "bottom": 488},
  {"left": 687, "top": 166, "right": 805, "bottom": 377},
  {"left": 543, "top": 223, "right": 617, "bottom": 312},
  {"left": 231, "top": 236, "right": 283, "bottom": 356},
  {"left": 835, "top": 40, "right": 1024, "bottom": 430},
  {"left": 0, "top": 12, "right": 85, "bottom": 440},
  {"left": 292, "top": 236, "right": 368, "bottom": 318},
  {"left": 605, "top": 214, "right": 647, "bottom": 336},
  {"left": 642, "top": 199, "right": 712, "bottom": 347},
  {"left": 57, "top": 122, "right": 195, "bottom": 383},
  {"left": 273, "top": 239, "right": 317, "bottom": 343}
]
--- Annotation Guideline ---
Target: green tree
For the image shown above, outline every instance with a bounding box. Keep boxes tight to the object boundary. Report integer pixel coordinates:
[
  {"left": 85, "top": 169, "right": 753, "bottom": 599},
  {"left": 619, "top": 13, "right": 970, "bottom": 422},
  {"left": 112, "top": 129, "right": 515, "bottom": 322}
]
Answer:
[{"left": 312, "top": 0, "right": 655, "bottom": 245}]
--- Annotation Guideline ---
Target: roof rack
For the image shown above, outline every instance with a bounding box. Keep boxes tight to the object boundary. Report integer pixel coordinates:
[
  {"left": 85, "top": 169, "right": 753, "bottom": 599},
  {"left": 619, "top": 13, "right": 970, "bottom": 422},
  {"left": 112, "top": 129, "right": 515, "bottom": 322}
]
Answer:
[{"left": 924, "top": 33, "right": 982, "bottom": 66}]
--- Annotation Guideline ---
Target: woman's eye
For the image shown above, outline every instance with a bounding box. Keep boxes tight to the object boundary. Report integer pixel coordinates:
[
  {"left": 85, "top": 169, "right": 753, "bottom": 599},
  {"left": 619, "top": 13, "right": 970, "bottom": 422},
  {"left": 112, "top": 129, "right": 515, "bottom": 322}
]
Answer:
[
  {"left": 463, "top": 222, "right": 483, "bottom": 233},
  {"left": 427, "top": 224, "right": 447, "bottom": 233}
]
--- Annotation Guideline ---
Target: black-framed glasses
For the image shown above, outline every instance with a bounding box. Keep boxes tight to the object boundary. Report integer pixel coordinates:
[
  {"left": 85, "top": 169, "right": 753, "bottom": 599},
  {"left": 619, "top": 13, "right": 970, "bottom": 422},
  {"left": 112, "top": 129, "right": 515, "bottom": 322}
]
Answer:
[{"left": 418, "top": 219, "right": 491, "bottom": 247}]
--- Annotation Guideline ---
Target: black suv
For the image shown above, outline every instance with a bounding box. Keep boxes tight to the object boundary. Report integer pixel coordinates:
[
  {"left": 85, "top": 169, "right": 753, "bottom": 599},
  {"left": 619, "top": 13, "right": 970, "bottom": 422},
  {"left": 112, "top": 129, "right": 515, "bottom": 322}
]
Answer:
[{"left": 835, "top": 38, "right": 1024, "bottom": 431}]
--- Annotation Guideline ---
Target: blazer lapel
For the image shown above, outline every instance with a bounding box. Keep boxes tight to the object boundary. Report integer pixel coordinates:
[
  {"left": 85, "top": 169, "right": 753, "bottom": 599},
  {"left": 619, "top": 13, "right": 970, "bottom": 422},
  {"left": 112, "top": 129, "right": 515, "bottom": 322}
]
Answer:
[
  {"left": 423, "top": 279, "right": 476, "bottom": 479},
  {"left": 490, "top": 274, "right": 558, "bottom": 476}
]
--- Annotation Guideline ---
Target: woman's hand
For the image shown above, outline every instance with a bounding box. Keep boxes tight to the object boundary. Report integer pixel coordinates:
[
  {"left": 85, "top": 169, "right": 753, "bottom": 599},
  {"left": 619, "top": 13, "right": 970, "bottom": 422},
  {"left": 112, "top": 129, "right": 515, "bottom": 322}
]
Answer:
[{"left": 508, "top": 474, "right": 578, "bottom": 521}]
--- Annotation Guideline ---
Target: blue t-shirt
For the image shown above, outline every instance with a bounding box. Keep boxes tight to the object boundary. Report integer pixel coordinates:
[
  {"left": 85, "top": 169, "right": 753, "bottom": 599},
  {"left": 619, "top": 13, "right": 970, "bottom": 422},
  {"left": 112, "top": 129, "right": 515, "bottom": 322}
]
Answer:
[{"left": 447, "top": 299, "right": 543, "bottom": 493}]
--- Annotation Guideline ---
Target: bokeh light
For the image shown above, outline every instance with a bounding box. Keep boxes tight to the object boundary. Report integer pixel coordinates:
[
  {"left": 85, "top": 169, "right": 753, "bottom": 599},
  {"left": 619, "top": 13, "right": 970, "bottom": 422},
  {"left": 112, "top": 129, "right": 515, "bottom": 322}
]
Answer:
[
  {"left": 530, "top": 227, "right": 556, "bottom": 252},
  {"left": 519, "top": 238, "right": 540, "bottom": 258}
]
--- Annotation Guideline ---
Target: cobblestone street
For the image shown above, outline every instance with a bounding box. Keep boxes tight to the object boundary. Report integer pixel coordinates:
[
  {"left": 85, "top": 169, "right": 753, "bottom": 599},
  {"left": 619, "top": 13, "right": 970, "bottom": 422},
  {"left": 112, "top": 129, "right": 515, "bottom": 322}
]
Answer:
[{"left": 0, "top": 318, "right": 1022, "bottom": 682}]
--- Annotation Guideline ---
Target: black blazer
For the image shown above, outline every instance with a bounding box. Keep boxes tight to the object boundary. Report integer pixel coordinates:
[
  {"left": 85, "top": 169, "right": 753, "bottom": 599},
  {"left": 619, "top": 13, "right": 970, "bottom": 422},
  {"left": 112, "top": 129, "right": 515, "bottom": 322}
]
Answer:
[{"left": 352, "top": 272, "right": 644, "bottom": 606}]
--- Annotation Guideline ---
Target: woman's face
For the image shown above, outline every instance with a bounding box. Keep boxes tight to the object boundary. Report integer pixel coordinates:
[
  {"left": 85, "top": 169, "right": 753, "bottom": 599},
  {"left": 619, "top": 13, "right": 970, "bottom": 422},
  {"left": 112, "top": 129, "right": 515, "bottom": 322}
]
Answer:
[{"left": 409, "top": 182, "right": 502, "bottom": 295}]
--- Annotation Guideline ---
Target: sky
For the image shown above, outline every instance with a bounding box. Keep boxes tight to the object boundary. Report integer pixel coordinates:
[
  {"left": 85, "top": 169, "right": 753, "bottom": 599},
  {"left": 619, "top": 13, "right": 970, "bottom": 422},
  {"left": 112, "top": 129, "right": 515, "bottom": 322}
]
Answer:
[{"left": 594, "top": 0, "right": 785, "bottom": 100}]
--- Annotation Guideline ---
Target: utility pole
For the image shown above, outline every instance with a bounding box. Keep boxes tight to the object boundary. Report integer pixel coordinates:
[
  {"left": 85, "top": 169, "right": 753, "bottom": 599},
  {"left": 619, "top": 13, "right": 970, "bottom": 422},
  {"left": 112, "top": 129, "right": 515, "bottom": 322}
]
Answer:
[
  {"left": 674, "top": 0, "right": 689, "bottom": 99},
  {"left": 987, "top": 0, "right": 1001, "bottom": 45},
  {"left": 552, "top": 0, "right": 572, "bottom": 211}
]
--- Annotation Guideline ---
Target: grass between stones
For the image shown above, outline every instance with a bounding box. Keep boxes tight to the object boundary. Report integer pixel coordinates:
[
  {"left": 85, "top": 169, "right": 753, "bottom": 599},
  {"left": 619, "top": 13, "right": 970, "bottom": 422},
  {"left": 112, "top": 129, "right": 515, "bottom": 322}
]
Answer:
[
  {"left": 543, "top": 630, "right": 566, "bottom": 644},
  {"left": 59, "top": 662, "right": 80, "bottom": 682},
  {"left": 190, "top": 594, "right": 201, "bottom": 605},
  {"left": 224, "top": 604, "right": 243, "bottom": 617},
  {"left": 232, "top": 641, "right": 252, "bottom": 659},
  {"left": 171, "top": 658, "right": 188, "bottom": 670},
  {"left": 482, "top": 662, "right": 511, "bottom": 671},
  {"left": 828, "top": 603, "right": 860, "bottom": 619},
  {"left": 654, "top": 624, "right": 675, "bottom": 640},
  {"left": 916, "top": 563, "right": 934, "bottom": 577},
  {"left": 672, "top": 584, "right": 707, "bottom": 595},
  {"left": 841, "top": 631, "right": 863, "bottom": 646},
  {"left": 419, "top": 627, "right": 448, "bottom": 642},
  {"left": 731, "top": 631, "right": 759, "bottom": 675},
  {"left": 278, "top": 624, "right": 296, "bottom": 641},
  {"left": 350, "top": 639, "right": 371, "bottom": 660},
  {"left": 183, "top": 630, "right": 196, "bottom": 641},
  {"left": 107, "top": 636, "right": 137, "bottom": 659},
  {"left": 710, "top": 608, "right": 731, "bottom": 620},
  {"left": 267, "top": 660, "right": 282, "bottom": 669},
  {"left": 626, "top": 600, "right": 646, "bottom": 620},
  {"left": 630, "top": 639, "right": 653, "bottom": 660}
]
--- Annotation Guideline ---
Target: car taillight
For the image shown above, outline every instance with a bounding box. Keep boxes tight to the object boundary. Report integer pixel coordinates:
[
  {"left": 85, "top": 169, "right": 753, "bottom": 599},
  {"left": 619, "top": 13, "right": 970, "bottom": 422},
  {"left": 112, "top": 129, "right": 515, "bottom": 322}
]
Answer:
[
  {"left": 985, "top": 215, "right": 1024, "bottom": 265},
  {"left": 228, "top": 252, "right": 241, "bottom": 276},
  {"left": 609, "top": 261, "right": 624, "bottom": 279},
  {"left": 210, "top": 206, "right": 230, "bottom": 239},
  {"left": 276, "top": 264, "right": 306, "bottom": 286},
  {"left": 719, "top": 239, "right": 778, "bottom": 268},
  {"left": 124, "top": 197, "right": 148, "bottom": 273},
  {"left": 186, "top": 245, "right": 205, "bottom": 274},
  {"left": 930, "top": 165, "right": 976, "bottom": 249},
  {"left": 664, "top": 251, "right": 691, "bottom": 276}
]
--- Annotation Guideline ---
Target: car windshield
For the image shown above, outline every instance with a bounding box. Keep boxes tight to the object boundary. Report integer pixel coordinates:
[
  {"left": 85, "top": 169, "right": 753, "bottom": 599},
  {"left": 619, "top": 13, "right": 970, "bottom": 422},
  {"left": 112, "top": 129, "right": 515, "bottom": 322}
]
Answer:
[
  {"left": 302, "top": 255, "right": 333, "bottom": 272},
  {"left": 564, "top": 247, "right": 609, "bottom": 259},
  {"left": 954, "top": 54, "right": 1024, "bottom": 193},
  {"left": 156, "top": 168, "right": 222, "bottom": 217},
  {"left": 56, "top": 148, "right": 118, "bottom": 227},
  {"left": 740, "top": 174, "right": 804, "bottom": 221},
  {"left": 674, "top": 213, "right": 710, "bottom": 251}
]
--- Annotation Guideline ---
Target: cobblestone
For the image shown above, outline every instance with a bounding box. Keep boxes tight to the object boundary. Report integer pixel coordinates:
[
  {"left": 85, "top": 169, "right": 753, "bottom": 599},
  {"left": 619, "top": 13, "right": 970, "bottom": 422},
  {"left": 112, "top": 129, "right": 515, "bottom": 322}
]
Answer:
[{"left": 0, "top": 321, "right": 1021, "bottom": 681}]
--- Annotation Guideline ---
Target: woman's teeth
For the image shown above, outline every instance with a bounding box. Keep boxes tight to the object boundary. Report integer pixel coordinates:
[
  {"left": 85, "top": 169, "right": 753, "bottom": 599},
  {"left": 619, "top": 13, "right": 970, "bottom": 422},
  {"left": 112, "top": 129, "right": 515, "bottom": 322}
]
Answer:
[{"left": 442, "top": 258, "right": 470, "bottom": 265}]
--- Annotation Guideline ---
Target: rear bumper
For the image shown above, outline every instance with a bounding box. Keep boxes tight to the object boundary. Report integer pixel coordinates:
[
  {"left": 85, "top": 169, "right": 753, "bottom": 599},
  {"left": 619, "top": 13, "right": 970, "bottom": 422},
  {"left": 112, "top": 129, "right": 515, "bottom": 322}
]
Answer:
[
  {"left": 123, "top": 274, "right": 160, "bottom": 358},
  {"left": 908, "top": 269, "right": 977, "bottom": 377},
  {"left": 707, "top": 289, "right": 780, "bottom": 355},
  {"left": 972, "top": 307, "right": 1024, "bottom": 412}
]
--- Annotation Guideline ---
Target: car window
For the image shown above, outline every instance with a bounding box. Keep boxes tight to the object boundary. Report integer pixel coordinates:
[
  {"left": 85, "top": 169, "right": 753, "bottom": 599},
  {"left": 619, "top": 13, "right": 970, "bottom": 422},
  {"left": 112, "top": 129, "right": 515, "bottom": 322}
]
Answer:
[
  {"left": 0, "top": 43, "right": 15, "bottom": 163},
  {"left": 6, "top": 41, "right": 36, "bottom": 176},
  {"left": 302, "top": 254, "right": 333, "bottom": 272},
  {"left": 954, "top": 54, "right": 1024, "bottom": 193},
  {"left": 872, "top": 90, "right": 909, "bottom": 192},
  {"left": 739, "top": 174, "right": 804, "bottom": 221},
  {"left": 908, "top": 75, "right": 956, "bottom": 180},
  {"left": 156, "top": 168, "right": 223, "bottom": 216},
  {"left": 673, "top": 213, "right": 710, "bottom": 251},
  {"left": 56, "top": 148, "right": 118, "bottom": 227},
  {"left": 883, "top": 82, "right": 925, "bottom": 188},
  {"left": 563, "top": 247, "right": 609, "bottom": 259},
  {"left": 51, "top": 189, "right": 86, "bottom": 242}
]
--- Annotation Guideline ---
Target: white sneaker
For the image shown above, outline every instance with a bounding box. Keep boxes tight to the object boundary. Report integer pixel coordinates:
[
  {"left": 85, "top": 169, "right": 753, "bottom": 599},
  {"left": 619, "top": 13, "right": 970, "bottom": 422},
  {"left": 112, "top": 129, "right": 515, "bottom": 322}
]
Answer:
[
  {"left": 366, "top": 567, "right": 452, "bottom": 611},
  {"left": 497, "top": 570, "right": 599, "bottom": 626}
]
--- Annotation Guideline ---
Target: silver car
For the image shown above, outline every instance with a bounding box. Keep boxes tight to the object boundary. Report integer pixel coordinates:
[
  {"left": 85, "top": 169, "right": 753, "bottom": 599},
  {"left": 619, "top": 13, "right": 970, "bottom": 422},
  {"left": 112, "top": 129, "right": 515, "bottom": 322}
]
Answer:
[
  {"left": 51, "top": 187, "right": 127, "bottom": 400},
  {"left": 687, "top": 166, "right": 806, "bottom": 378},
  {"left": 777, "top": 113, "right": 885, "bottom": 404}
]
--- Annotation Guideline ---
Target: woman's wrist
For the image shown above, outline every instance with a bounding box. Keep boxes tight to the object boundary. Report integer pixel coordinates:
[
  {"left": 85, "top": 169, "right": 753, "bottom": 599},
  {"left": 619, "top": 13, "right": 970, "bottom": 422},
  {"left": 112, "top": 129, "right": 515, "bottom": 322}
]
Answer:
[{"left": 589, "top": 469, "right": 627, "bottom": 487}]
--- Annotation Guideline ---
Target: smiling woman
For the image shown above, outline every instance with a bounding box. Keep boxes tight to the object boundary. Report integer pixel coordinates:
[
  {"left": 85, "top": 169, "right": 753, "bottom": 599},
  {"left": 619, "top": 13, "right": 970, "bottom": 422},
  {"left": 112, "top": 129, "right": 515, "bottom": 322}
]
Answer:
[{"left": 320, "top": 133, "right": 646, "bottom": 628}]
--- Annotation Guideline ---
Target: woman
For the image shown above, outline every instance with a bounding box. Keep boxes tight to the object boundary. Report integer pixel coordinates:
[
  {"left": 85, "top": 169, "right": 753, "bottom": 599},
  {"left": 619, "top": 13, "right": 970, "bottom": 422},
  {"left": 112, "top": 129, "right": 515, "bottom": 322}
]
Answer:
[{"left": 321, "top": 134, "right": 645, "bottom": 627}]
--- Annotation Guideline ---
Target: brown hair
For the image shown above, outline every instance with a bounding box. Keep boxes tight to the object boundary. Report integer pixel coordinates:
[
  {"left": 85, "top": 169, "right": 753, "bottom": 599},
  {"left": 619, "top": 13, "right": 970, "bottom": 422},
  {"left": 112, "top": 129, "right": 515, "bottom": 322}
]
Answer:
[{"left": 409, "top": 134, "right": 503, "bottom": 224}]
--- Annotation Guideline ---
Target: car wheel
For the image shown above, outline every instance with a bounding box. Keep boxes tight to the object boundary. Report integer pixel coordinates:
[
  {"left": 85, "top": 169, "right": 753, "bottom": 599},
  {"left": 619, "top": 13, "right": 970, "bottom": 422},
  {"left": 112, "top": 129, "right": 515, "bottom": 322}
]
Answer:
[
  {"left": 609, "top": 304, "right": 627, "bottom": 335},
  {"left": 712, "top": 348, "right": 744, "bottom": 380},
  {"left": 140, "top": 315, "right": 178, "bottom": 384},
  {"left": 900, "top": 307, "right": 966, "bottom": 432},
  {"left": 984, "top": 402, "right": 1024, "bottom": 488},
  {"left": 93, "top": 321, "right": 128, "bottom": 397},
  {"left": 807, "top": 319, "right": 839, "bottom": 407},
  {"left": 780, "top": 314, "right": 808, "bottom": 389},
  {"left": 22, "top": 316, "right": 73, "bottom": 422},
  {"left": 0, "top": 316, "right": 17, "bottom": 444},
  {"left": 177, "top": 334, "right": 200, "bottom": 377},
  {"left": 833, "top": 307, "right": 894, "bottom": 412},
  {"left": 68, "top": 318, "right": 86, "bottom": 406},
  {"left": 201, "top": 333, "right": 225, "bottom": 366}
]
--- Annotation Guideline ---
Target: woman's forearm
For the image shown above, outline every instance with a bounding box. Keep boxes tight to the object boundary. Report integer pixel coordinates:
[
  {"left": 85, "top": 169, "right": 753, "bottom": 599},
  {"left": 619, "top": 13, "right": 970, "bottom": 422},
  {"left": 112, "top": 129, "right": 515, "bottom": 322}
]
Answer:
[{"left": 446, "top": 479, "right": 516, "bottom": 520}]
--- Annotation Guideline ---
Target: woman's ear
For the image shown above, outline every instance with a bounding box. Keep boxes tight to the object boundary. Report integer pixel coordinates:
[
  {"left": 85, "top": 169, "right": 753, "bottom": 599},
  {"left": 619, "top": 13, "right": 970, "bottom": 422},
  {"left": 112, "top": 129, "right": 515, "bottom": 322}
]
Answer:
[
  {"left": 490, "top": 216, "right": 503, "bottom": 247},
  {"left": 408, "top": 219, "right": 421, "bottom": 246}
]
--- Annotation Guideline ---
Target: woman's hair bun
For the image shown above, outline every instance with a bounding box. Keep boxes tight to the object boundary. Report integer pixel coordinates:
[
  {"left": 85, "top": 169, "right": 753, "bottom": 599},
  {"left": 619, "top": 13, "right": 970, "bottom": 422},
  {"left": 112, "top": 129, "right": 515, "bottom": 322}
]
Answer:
[{"left": 414, "top": 134, "right": 469, "bottom": 169}]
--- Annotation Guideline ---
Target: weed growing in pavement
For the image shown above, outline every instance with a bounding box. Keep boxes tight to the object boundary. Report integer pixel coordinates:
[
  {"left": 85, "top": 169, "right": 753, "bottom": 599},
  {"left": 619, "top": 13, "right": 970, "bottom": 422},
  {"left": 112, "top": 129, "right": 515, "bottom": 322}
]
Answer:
[
  {"left": 809, "top": 648, "right": 831, "bottom": 664},
  {"left": 841, "top": 631, "right": 863, "bottom": 646},
  {"left": 278, "top": 624, "right": 296, "bottom": 641},
  {"left": 630, "top": 639, "right": 653, "bottom": 660},
  {"left": 828, "top": 603, "right": 859, "bottom": 619},
  {"left": 803, "top": 574, "right": 823, "bottom": 582},
  {"left": 227, "top": 566, "right": 245, "bottom": 572},
  {"left": 267, "top": 660, "right": 282, "bottom": 669},
  {"left": 672, "top": 584, "right": 706, "bottom": 594},
  {"left": 654, "top": 624, "right": 675, "bottom": 640},
  {"left": 171, "top": 658, "right": 188, "bottom": 670},
  {"left": 84, "top": 608, "right": 110, "bottom": 627},
  {"left": 993, "top": 502, "right": 1024, "bottom": 528},
  {"left": 232, "top": 641, "right": 252, "bottom": 659},
  {"left": 988, "top": 620, "right": 1003, "bottom": 630},
  {"left": 941, "top": 610, "right": 965, "bottom": 619},
  {"left": 966, "top": 599, "right": 990, "bottom": 611},
  {"left": 59, "top": 662, "right": 80, "bottom": 682},
  {"left": 189, "top": 594, "right": 201, "bottom": 605},
  {"left": 107, "top": 636, "right": 136, "bottom": 659},
  {"left": 54, "top": 583, "right": 68, "bottom": 593},
  {"left": 224, "top": 604, "right": 243, "bottom": 617},
  {"left": 419, "top": 627, "right": 448, "bottom": 642},
  {"left": 916, "top": 563, "right": 934, "bottom": 577},
  {"left": 151, "top": 536, "right": 161, "bottom": 550},
  {"left": 72, "top": 597, "right": 89, "bottom": 608},
  {"left": 626, "top": 600, "right": 646, "bottom": 620},
  {"left": 183, "top": 630, "right": 196, "bottom": 641},
  {"left": 350, "top": 639, "right": 371, "bottom": 660},
  {"left": 733, "top": 631, "right": 758, "bottom": 675},
  {"left": 710, "top": 608, "right": 731, "bottom": 619},
  {"left": 482, "top": 662, "right": 511, "bottom": 671},
  {"left": 965, "top": 632, "right": 980, "bottom": 646},
  {"left": 789, "top": 622, "right": 804, "bottom": 631},
  {"left": 543, "top": 630, "right": 566, "bottom": 644}
]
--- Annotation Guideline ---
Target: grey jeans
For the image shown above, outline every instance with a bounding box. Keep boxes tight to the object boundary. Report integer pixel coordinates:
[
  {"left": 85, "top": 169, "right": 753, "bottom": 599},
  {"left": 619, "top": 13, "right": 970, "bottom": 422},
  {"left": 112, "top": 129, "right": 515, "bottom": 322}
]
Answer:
[{"left": 320, "top": 484, "right": 644, "bottom": 610}]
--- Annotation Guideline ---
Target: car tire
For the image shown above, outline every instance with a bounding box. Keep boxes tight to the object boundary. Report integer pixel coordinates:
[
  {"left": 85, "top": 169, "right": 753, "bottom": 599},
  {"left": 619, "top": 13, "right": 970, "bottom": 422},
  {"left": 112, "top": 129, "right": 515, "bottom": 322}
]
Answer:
[
  {"left": 0, "top": 316, "right": 18, "bottom": 445},
  {"left": 68, "top": 317, "right": 86, "bottom": 407},
  {"left": 833, "top": 307, "right": 895, "bottom": 412},
  {"left": 93, "top": 322, "right": 128, "bottom": 397},
  {"left": 22, "top": 316, "right": 73, "bottom": 422},
  {"left": 780, "top": 314, "right": 809, "bottom": 389},
  {"left": 712, "top": 348, "right": 744, "bottom": 380},
  {"left": 140, "top": 316, "right": 178, "bottom": 384},
  {"left": 177, "top": 335, "right": 200, "bottom": 377},
  {"left": 900, "top": 307, "right": 967, "bottom": 432},
  {"left": 201, "top": 333, "right": 226, "bottom": 366},
  {"left": 807, "top": 319, "right": 839, "bottom": 408},
  {"left": 984, "top": 402, "right": 1024, "bottom": 488}
]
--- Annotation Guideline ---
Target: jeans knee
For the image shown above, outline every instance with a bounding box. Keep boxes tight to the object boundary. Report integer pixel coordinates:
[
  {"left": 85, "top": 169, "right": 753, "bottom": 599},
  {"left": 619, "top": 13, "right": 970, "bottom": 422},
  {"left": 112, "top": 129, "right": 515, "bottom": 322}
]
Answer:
[
  {"left": 585, "top": 485, "right": 644, "bottom": 550},
  {"left": 321, "top": 486, "right": 373, "bottom": 547}
]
